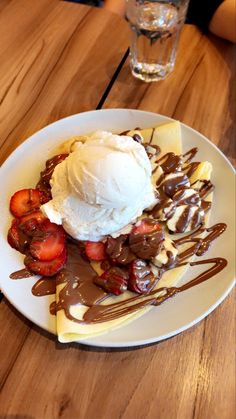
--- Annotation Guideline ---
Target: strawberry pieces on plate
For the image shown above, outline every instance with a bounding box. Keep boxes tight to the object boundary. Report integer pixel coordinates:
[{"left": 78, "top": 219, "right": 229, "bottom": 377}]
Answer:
[
  {"left": 94, "top": 267, "right": 128, "bottom": 295},
  {"left": 7, "top": 219, "right": 29, "bottom": 253},
  {"left": 8, "top": 197, "right": 67, "bottom": 275},
  {"left": 30, "top": 219, "right": 66, "bottom": 261},
  {"left": 19, "top": 210, "right": 46, "bottom": 235},
  {"left": 10, "top": 189, "right": 42, "bottom": 217},
  {"left": 129, "top": 259, "right": 155, "bottom": 294},
  {"left": 85, "top": 241, "right": 106, "bottom": 261},
  {"left": 131, "top": 218, "right": 162, "bottom": 235},
  {"left": 24, "top": 248, "right": 67, "bottom": 277}
]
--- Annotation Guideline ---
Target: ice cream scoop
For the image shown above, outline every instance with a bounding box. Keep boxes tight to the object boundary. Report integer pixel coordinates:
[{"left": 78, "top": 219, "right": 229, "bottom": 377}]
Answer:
[{"left": 41, "top": 131, "right": 156, "bottom": 241}]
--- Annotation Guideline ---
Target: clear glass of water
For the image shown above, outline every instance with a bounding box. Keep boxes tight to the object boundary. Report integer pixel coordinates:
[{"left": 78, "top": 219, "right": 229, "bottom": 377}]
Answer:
[{"left": 126, "top": 0, "right": 190, "bottom": 82}]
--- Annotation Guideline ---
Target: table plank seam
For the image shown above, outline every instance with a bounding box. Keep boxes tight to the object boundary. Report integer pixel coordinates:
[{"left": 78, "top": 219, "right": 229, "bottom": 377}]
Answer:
[
  {"left": 16, "top": 40, "right": 46, "bottom": 96},
  {"left": 191, "top": 319, "right": 207, "bottom": 419},
  {"left": 97, "top": 48, "right": 129, "bottom": 110},
  {"left": 0, "top": 326, "right": 31, "bottom": 392},
  {"left": 0, "top": 8, "right": 91, "bottom": 156},
  {"left": 172, "top": 53, "right": 205, "bottom": 119},
  {"left": 0, "top": 69, "right": 21, "bottom": 106}
]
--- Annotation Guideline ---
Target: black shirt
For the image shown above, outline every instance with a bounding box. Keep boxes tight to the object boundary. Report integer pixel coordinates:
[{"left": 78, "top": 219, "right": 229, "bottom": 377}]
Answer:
[
  {"left": 186, "top": 0, "right": 223, "bottom": 31},
  {"left": 65, "top": 0, "right": 224, "bottom": 32}
]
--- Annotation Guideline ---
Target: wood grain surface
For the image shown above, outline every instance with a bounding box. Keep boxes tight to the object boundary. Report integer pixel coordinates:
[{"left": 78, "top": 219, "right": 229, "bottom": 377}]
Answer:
[{"left": 0, "top": 1, "right": 235, "bottom": 419}]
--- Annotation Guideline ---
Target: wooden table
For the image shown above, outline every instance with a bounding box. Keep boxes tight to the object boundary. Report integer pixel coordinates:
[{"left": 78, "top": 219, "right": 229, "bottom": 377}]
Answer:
[{"left": 0, "top": 1, "right": 235, "bottom": 418}]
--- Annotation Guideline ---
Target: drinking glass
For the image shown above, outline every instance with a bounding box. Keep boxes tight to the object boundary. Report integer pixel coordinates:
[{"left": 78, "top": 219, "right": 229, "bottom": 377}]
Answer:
[{"left": 126, "top": 0, "right": 190, "bottom": 82}]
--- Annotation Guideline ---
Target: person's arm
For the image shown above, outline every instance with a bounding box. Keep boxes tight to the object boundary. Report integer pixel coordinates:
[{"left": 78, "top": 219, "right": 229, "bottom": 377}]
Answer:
[{"left": 209, "top": 0, "right": 236, "bottom": 43}]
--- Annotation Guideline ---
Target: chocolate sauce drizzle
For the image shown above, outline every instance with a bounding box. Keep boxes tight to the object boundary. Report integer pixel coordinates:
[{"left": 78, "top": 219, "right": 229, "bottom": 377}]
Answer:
[
  {"left": 28, "top": 221, "right": 227, "bottom": 324},
  {"left": 76, "top": 257, "right": 227, "bottom": 324},
  {"left": 150, "top": 148, "right": 215, "bottom": 234},
  {"left": 9, "top": 146, "right": 228, "bottom": 327}
]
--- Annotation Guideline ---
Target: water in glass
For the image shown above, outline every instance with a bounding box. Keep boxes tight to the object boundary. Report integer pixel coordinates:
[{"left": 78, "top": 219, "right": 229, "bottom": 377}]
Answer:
[{"left": 127, "top": 1, "right": 188, "bottom": 82}]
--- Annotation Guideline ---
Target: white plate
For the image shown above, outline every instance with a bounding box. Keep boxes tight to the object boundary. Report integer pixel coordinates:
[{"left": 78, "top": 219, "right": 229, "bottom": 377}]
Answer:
[{"left": 0, "top": 109, "right": 235, "bottom": 347}]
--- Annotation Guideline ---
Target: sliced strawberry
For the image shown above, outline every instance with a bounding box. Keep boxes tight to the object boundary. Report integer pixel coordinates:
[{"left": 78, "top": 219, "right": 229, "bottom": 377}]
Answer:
[
  {"left": 129, "top": 259, "right": 155, "bottom": 294},
  {"left": 24, "top": 247, "right": 67, "bottom": 276},
  {"left": 94, "top": 267, "right": 128, "bottom": 295},
  {"left": 7, "top": 219, "right": 29, "bottom": 253},
  {"left": 19, "top": 213, "right": 46, "bottom": 237},
  {"left": 131, "top": 218, "right": 162, "bottom": 235},
  {"left": 30, "top": 231, "right": 65, "bottom": 261},
  {"left": 41, "top": 218, "right": 65, "bottom": 234},
  {"left": 29, "top": 219, "right": 66, "bottom": 261},
  {"left": 19, "top": 218, "right": 39, "bottom": 236},
  {"left": 10, "top": 189, "right": 41, "bottom": 217},
  {"left": 20, "top": 210, "right": 46, "bottom": 224},
  {"left": 85, "top": 241, "right": 106, "bottom": 261},
  {"left": 19, "top": 210, "right": 46, "bottom": 236}
]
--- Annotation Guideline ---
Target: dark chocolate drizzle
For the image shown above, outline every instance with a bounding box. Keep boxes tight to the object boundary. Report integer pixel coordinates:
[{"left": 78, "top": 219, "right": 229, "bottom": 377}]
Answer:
[
  {"left": 46, "top": 222, "right": 227, "bottom": 324},
  {"left": 36, "top": 154, "right": 68, "bottom": 199},
  {"left": 10, "top": 268, "right": 34, "bottom": 279},
  {"left": 32, "top": 277, "right": 56, "bottom": 296},
  {"left": 82, "top": 257, "right": 227, "bottom": 324},
  {"left": 9, "top": 146, "right": 228, "bottom": 327}
]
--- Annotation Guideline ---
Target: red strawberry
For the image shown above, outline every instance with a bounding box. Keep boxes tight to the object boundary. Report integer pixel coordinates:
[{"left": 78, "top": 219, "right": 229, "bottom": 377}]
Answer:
[
  {"left": 10, "top": 189, "right": 41, "bottom": 217},
  {"left": 7, "top": 219, "right": 29, "bottom": 253},
  {"left": 20, "top": 210, "right": 46, "bottom": 224},
  {"left": 129, "top": 219, "right": 164, "bottom": 259},
  {"left": 85, "top": 241, "right": 106, "bottom": 261},
  {"left": 40, "top": 218, "right": 65, "bottom": 238},
  {"left": 29, "top": 219, "right": 66, "bottom": 261},
  {"left": 106, "top": 235, "right": 135, "bottom": 265},
  {"left": 24, "top": 247, "right": 67, "bottom": 276},
  {"left": 129, "top": 259, "right": 155, "bottom": 294},
  {"left": 94, "top": 267, "right": 128, "bottom": 295},
  {"left": 19, "top": 210, "right": 46, "bottom": 235},
  {"left": 131, "top": 218, "right": 162, "bottom": 235}
]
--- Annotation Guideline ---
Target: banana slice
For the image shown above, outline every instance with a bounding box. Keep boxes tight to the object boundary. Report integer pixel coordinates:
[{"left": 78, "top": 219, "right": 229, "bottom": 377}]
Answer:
[{"left": 189, "top": 161, "right": 213, "bottom": 184}]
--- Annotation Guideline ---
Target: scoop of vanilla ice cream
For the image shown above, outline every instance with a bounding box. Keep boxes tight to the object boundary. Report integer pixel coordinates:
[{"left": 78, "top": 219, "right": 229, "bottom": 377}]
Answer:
[{"left": 41, "top": 131, "right": 156, "bottom": 241}]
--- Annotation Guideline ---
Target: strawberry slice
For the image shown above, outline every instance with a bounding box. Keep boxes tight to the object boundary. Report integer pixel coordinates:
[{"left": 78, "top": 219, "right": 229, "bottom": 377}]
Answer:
[
  {"left": 94, "top": 267, "right": 128, "bottom": 295},
  {"left": 24, "top": 247, "right": 67, "bottom": 276},
  {"left": 85, "top": 241, "right": 106, "bottom": 261},
  {"left": 129, "top": 259, "right": 155, "bottom": 294},
  {"left": 131, "top": 218, "right": 162, "bottom": 235},
  {"left": 40, "top": 218, "right": 65, "bottom": 237},
  {"left": 19, "top": 210, "right": 46, "bottom": 236},
  {"left": 10, "top": 189, "right": 41, "bottom": 217},
  {"left": 7, "top": 219, "right": 29, "bottom": 253},
  {"left": 29, "top": 219, "right": 66, "bottom": 261},
  {"left": 20, "top": 210, "right": 46, "bottom": 224}
]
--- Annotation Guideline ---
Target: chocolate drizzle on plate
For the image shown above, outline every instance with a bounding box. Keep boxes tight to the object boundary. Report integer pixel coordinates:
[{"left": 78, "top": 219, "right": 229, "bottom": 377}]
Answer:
[
  {"left": 10, "top": 268, "right": 34, "bottom": 279},
  {"left": 9, "top": 145, "right": 228, "bottom": 327}
]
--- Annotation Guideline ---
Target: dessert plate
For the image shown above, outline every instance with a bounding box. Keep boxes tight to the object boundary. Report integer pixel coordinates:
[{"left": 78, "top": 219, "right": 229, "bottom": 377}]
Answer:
[{"left": 0, "top": 109, "right": 235, "bottom": 347}]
